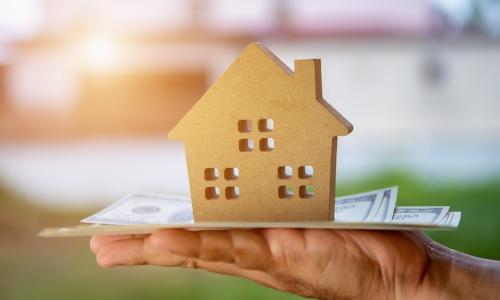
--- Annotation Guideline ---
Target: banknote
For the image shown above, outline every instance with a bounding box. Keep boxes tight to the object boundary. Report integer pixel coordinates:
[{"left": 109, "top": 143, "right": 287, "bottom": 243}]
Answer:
[
  {"left": 391, "top": 206, "right": 449, "bottom": 224},
  {"left": 371, "top": 186, "right": 397, "bottom": 222},
  {"left": 82, "top": 192, "right": 194, "bottom": 225},
  {"left": 81, "top": 189, "right": 458, "bottom": 229},
  {"left": 39, "top": 188, "right": 462, "bottom": 237},
  {"left": 438, "top": 212, "right": 461, "bottom": 227},
  {"left": 85, "top": 188, "right": 398, "bottom": 225},
  {"left": 334, "top": 187, "right": 397, "bottom": 222}
]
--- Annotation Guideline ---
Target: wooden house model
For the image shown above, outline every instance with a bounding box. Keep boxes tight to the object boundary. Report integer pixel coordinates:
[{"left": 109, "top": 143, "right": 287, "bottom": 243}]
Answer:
[{"left": 169, "top": 43, "right": 352, "bottom": 221}]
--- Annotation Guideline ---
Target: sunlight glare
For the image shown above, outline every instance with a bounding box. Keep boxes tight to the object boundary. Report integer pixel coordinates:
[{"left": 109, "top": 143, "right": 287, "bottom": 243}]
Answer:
[{"left": 83, "top": 35, "right": 117, "bottom": 70}]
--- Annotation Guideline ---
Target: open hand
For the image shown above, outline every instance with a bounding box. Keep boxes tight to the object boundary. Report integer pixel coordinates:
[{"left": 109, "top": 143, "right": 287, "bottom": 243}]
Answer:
[{"left": 90, "top": 229, "right": 460, "bottom": 299}]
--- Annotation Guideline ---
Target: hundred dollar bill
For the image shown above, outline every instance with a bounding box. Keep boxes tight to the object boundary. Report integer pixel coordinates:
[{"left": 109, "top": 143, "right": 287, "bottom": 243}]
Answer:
[
  {"left": 391, "top": 206, "right": 449, "bottom": 224},
  {"left": 334, "top": 187, "right": 397, "bottom": 222},
  {"left": 81, "top": 190, "right": 459, "bottom": 228},
  {"left": 85, "top": 188, "right": 398, "bottom": 225},
  {"left": 40, "top": 191, "right": 462, "bottom": 237},
  {"left": 371, "top": 186, "right": 397, "bottom": 222},
  {"left": 82, "top": 192, "right": 194, "bottom": 225},
  {"left": 438, "top": 212, "right": 461, "bottom": 228}
]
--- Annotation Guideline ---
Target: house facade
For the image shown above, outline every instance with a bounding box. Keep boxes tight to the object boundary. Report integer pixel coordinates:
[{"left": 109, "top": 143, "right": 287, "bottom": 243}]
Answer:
[{"left": 169, "top": 43, "right": 352, "bottom": 221}]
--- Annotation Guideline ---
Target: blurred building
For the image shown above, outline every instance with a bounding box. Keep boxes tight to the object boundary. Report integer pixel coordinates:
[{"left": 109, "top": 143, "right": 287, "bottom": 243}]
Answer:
[
  {"left": 0, "top": 0, "right": 448, "bottom": 139},
  {"left": 0, "top": 0, "right": 499, "bottom": 207}
]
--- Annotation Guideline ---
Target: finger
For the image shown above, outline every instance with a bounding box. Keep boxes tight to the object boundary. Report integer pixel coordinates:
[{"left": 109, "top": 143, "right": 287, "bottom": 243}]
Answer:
[
  {"left": 95, "top": 237, "right": 154, "bottom": 268},
  {"left": 96, "top": 236, "right": 191, "bottom": 268},
  {"left": 193, "top": 260, "right": 314, "bottom": 297},
  {"left": 95, "top": 236, "right": 286, "bottom": 292},
  {"left": 149, "top": 229, "right": 273, "bottom": 271},
  {"left": 259, "top": 228, "right": 307, "bottom": 263},
  {"left": 93, "top": 234, "right": 296, "bottom": 295},
  {"left": 90, "top": 234, "right": 147, "bottom": 253},
  {"left": 194, "top": 260, "right": 286, "bottom": 291}
]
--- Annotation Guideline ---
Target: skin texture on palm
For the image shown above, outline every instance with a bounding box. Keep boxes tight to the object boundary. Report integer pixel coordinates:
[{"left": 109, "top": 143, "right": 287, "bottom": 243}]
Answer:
[{"left": 90, "top": 229, "right": 500, "bottom": 300}]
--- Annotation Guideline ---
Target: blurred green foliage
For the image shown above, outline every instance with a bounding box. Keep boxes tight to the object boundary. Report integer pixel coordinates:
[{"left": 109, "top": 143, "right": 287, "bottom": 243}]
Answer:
[{"left": 0, "top": 171, "right": 499, "bottom": 300}]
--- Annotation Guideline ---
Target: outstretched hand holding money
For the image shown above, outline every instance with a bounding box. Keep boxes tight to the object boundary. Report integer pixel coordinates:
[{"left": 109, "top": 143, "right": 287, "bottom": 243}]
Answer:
[{"left": 90, "top": 229, "right": 500, "bottom": 299}]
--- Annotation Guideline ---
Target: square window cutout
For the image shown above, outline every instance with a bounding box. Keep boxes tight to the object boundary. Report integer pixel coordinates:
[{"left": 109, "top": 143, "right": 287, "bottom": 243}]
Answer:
[
  {"left": 259, "top": 138, "right": 275, "bottom": 151},
  {"left": 278, "top": 185, "right": 293, "bottom": 199},
  {"left": 258, "top": 119, "right": 274, "bottom": 132},
  {"left": 205, "top": 187, "right": 220, "bottom": 199},
  {"left": 239, "top": 139, "right": 254, "bottom": 152},
  {"left": 298, "top": 166, "right": 314, "bottom": 178},
  {"left": 224, "top": 168, "right": 239, "bottom": 180},
  {"left": 299, "top": 185, "right": 314, "bottom": 198},
  {"left": 204, "top": 168, "right": 219, "bottom": 180},
  {"left": 238, "top": 120, "right": 252, "bottom": 132},
  {"left": 225, "top": 186, "right": 240, "bottom": 199},
  {"left": 278, "top": 166, "right": 292, "bottom": 179}
]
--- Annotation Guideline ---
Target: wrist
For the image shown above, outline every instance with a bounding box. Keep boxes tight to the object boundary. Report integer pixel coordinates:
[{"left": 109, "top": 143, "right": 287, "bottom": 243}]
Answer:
[{"left": 418, "top": 240, "right": 500, "bottom": 300}]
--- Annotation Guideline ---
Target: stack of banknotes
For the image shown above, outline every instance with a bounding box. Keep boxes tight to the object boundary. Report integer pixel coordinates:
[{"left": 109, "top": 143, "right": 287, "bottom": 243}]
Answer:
[
  {"left": 39, "top": 186, "right": 461, "bottom": 237},
  {"left": 334, "top": 187, "right": 460, "bottom": 227},
  {"left": 81, "top": 186, "right": 461, "bottom": 227}
]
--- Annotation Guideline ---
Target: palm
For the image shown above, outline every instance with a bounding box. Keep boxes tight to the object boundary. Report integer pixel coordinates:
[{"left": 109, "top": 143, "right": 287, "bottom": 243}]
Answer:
[{"left": 91, "top": 229, "right": 433, "bottom": 299}]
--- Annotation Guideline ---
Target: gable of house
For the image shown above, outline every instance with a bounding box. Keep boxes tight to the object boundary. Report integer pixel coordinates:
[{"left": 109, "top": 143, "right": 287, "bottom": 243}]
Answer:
[{"left": 169, "top": 43, "right": 352, "bottom": 143}]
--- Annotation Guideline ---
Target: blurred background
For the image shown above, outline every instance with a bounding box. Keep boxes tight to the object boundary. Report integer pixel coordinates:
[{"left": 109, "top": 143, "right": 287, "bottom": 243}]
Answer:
[{"left": 1, "top": 0, "right": 500, "bottom": 299}]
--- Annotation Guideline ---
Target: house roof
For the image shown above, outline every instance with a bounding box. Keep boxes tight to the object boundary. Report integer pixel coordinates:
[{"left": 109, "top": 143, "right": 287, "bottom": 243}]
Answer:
[{"left": 169, "top": 43, "right": 352, "bottom": 141}]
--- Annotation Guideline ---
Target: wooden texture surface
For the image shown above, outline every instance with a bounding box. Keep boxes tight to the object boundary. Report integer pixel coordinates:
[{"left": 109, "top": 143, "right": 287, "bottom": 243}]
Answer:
[
  {"left": 169, "top": 43, "right": 352, "bottom": 221},
  {"left": 39, "top": 222, "right": 453, "bottom": 238}
]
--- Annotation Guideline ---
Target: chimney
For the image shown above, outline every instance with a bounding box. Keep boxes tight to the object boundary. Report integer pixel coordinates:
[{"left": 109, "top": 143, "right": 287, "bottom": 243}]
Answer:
[{"left": 293, "top": 59, "right": 322, "bottom": 99}]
